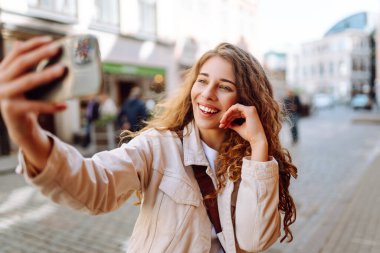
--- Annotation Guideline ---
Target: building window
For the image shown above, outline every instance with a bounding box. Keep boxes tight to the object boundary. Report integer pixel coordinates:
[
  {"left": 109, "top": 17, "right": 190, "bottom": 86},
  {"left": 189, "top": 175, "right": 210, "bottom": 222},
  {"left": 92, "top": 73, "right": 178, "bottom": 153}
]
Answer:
[
  {"left": 93, "top": 0, "right": 119, "bottom": 26},
  {"left": 361, "top": 39, "right": 368, "bottom": 49},
  {"left": 339, "top": 61, "right": 347, "bottom": 76},
  {"left": 360, "top": 59, "right": 366, "bottom": 71},
  {"left": 352, "top": 58, "right": 359, "bottom": 71},
  {"left": 28, "top": 0, "right": 77, "bottom": 17},
  {"left": 319, "top": 63, "right": 324, "bottom": 77},
  {"left": 303, "top": 66, "right": 307, "bottom": 77},
  {"left": 139, "top": 0, "right": 157, "bottom": 36},
  {"left": 311, "top": 66, "right": 315, "bottom": 76},
  {"left": 329, "top": 62, "right": 334, "bottom": 76}
]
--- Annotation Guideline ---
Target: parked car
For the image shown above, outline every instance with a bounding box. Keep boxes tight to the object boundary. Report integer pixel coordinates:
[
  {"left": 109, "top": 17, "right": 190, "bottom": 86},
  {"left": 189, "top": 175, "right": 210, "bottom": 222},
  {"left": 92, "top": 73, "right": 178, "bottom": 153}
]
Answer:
[
  {"left": 351, "top": 94, "right": 372, "bottom": 110},
  {"left": 312, "top": 93, "right": 334, "bottom": 110}
]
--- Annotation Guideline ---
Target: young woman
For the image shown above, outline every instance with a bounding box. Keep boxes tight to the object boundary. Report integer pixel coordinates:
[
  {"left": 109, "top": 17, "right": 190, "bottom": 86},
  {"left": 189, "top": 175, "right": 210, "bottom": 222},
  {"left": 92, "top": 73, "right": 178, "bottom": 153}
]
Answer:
[{"left": 0, "top": 37, "right": 297, "bottom": 253}]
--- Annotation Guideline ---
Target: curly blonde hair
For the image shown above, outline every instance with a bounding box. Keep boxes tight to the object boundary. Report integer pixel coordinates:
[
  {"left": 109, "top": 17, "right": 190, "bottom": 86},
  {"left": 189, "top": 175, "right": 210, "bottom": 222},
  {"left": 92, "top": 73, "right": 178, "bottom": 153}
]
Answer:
[{"left": 121, "top": 42, "right": 297, "bottom": 242}]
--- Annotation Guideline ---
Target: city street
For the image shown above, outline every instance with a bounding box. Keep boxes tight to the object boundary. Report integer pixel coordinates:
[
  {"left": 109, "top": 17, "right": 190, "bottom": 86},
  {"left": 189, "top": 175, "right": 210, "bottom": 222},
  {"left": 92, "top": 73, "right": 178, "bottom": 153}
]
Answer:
[
  {"left": 267, "top": 106, "right": 380, "bottom": 253},
  {"left": 1, "top": 106, "right": 380, "bottom": 253}
]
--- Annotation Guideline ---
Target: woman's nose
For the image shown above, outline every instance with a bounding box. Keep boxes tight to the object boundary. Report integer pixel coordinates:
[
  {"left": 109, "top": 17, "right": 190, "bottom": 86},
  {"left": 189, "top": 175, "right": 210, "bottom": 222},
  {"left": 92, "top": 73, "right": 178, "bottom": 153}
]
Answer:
[{"left": 201, "top": 84, "right": 217, "bottom": 100}]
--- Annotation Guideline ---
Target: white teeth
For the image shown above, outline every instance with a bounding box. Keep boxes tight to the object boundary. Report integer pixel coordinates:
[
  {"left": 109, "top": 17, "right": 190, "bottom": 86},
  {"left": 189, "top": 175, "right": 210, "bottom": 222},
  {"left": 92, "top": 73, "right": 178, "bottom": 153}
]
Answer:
[{"left": 199, "top": 105, "right": 219, "bottom": 113}]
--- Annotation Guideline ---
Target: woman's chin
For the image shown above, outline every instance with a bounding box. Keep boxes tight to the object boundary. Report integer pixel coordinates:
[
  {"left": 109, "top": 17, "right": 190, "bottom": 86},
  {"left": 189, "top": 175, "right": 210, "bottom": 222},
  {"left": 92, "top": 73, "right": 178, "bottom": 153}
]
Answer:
[{"left": 195, "top": 121, "right": 221, "bottom": 130}]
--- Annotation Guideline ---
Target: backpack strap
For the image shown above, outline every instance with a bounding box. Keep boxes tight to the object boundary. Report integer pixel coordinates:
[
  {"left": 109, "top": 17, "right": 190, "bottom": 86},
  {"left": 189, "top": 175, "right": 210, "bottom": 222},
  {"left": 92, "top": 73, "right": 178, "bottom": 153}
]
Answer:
[
  {"left": 176, "top": 130, "right": 223, "bottom": 233},
  {"left": 192, "top": 164, "right": 223, "bottom": 233}
]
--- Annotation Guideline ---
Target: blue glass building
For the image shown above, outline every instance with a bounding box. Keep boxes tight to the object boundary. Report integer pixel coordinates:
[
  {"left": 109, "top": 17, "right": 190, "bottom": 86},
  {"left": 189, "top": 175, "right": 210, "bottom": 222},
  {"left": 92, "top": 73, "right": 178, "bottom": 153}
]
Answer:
[{"left": 325, "top": 12, "right": 369, "bottom": 37}]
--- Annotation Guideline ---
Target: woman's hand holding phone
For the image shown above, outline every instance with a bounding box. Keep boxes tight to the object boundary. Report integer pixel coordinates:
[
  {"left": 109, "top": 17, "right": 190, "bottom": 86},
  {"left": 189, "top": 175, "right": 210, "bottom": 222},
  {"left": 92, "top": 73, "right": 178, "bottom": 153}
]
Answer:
[
  {"left": 25, "top": 35, "right": 102, "bottom": 101},
  {"left": 0, "top": 36, "right": 67, "bottom": 170}
]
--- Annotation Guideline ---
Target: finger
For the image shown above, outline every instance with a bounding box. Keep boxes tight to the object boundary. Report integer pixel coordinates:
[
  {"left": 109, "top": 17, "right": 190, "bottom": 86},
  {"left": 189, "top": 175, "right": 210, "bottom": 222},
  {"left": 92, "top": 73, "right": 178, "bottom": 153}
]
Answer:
[
  {"left": 2, "top": 98, "right": 67, "bottom": 115},
  {"left": 223, "top": 111, "right": 243, "bottom": 125},
  {"left": 0, "top": 36, "right": 53, "bottom": 70},
  {"left": 220, "top": 111, "right": 244, "bottom": 129},
  {"left": 220, "top": 109, "right": 238, "bottom": 128},
  {"left": 1, "top": 41, "right": 61, "bottom": 82},
  {"left": 0, "top": 64, "right": 65, "bottom": 100},
  {"left": 220, "top": 104, "right": 245, "bottom": 124},
  {"left": 228, "top": 122, "right": 241, "bottom": 131},
  {"left": 25, "top": 101, "right": 67, "bottom": 114}
]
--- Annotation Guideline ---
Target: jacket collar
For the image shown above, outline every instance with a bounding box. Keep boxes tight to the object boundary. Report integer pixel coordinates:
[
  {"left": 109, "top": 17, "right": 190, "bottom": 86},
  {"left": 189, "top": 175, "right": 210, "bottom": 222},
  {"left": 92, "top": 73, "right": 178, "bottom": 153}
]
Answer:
[{"left": 182, "top": 121, "right": 209, "bottom": 167}]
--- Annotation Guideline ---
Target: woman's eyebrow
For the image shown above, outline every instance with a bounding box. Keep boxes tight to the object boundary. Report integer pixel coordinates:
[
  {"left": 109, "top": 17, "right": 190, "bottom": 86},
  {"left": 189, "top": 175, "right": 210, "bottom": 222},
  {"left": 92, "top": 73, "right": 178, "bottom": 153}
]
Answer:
[
  {"left": 220, "top": 78, "right": 236, "bottom": 86},
  {"left": 199, "top": 73, "right": 236, "bottom": 85}
]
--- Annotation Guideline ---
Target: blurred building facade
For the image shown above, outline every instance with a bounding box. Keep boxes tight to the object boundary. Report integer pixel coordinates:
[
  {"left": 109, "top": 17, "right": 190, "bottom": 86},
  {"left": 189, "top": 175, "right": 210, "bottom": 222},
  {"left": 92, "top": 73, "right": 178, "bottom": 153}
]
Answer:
[
  {"left": 0, "top": 0, "right": 260, "bottom": 155},
  {"left": 0, "top": 0, "right": 175, "bottom": 154},
  {"left": 287, "top": 12, "right": 377, "bottom": 104},
  {"left": 376, "top": 7, "right": 380, "bottom": 106},
  {"left": 262, "top": 51, "right": 287, "bottom": 101}
]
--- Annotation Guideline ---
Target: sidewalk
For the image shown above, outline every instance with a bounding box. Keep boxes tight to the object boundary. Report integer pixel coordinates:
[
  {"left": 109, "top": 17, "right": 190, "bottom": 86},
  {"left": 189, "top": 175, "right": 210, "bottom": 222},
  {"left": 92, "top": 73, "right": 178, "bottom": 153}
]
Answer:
[
  {"left": 0, "top": 153, "right": 17, "bottom": 174},
  {"left": 320, "top": 148, "right": 380, "bottom": 253},
  {"left": 351, "top": 110, "right": 380, "bottom": 124}
]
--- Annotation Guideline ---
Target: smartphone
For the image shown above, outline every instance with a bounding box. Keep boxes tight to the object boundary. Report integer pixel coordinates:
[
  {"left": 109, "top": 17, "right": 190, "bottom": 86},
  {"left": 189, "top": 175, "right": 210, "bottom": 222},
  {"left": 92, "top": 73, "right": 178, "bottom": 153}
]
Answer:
[{"left": 25, "top": 34, "right": 102, "bottom": 101}]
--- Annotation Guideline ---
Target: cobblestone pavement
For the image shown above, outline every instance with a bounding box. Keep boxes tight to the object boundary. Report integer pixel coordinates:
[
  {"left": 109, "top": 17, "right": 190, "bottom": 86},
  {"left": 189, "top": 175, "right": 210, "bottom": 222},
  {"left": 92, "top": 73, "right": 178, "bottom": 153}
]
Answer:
[
  {"left": 266, "top": 107, "right": 380, "bottom": 253},
  {"left": 0, "top": 106, "right": 379, "bottom": 253},
  {"left": 320, "top": 153, "right": 380, "bottom": 253},
  {"left": 0, "top": 175, "right": 139, "bottom": 253}
]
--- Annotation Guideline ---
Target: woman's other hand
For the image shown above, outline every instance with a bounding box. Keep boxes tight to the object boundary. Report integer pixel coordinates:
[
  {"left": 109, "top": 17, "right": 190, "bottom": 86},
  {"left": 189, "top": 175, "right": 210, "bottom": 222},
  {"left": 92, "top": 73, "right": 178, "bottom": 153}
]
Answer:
[{"left": 219, "top": 103, "right": 268, "bottom": 161}]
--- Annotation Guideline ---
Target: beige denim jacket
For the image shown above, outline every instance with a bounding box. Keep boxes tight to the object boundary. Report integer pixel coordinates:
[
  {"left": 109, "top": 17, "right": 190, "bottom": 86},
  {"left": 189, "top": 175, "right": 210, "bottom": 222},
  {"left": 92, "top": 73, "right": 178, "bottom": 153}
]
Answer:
[{"left": 17, "top": 122, "right": 280, "bottom": 253}]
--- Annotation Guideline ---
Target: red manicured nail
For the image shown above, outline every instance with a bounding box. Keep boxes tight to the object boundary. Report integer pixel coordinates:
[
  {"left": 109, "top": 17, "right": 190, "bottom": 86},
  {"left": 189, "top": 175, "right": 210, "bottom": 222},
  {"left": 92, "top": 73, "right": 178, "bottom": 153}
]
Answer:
[{"left": 55, "top": 103, "right": 67, "bottom": 110}]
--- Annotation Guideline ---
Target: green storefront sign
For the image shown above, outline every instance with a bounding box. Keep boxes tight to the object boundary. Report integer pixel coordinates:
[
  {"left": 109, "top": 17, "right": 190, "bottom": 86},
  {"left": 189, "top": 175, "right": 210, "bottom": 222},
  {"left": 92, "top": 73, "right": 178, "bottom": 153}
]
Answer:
[{"left": 103, "top": 63, "right": 165, "bottom": 77}]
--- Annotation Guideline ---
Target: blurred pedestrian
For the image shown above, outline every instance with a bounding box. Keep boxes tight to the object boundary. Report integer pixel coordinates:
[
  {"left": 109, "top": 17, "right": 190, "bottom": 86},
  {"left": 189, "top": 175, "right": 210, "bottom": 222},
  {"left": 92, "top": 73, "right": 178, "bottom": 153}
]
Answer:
[
  {"left": 116, "top": 86, "right": 148, "bottom": 131},
  {"left": 283, "top": 89, "right": 302, "bottom": 144},
  {"left": 83, "top": 95, "right": 100, "bottom": 147},
  {"left": 0, "top": 37, "right": 298, "bottom": 253}
]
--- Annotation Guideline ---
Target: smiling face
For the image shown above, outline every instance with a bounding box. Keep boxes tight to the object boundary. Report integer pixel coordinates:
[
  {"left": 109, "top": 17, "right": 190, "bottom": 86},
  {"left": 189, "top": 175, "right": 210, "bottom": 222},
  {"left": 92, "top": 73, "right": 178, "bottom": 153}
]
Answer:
[{"left": 191, "top": 56, "right": 238, "bottom": 133}]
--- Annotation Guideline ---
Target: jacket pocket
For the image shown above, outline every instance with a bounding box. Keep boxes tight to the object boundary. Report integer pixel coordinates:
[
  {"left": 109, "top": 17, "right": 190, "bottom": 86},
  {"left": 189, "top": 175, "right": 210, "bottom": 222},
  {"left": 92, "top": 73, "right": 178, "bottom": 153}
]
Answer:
[
  {"left": 150, "top": 173, "right": 202, "bottom": 252},
  {"left": 159, "top": 174, "right": 201, "bottom": 207}
]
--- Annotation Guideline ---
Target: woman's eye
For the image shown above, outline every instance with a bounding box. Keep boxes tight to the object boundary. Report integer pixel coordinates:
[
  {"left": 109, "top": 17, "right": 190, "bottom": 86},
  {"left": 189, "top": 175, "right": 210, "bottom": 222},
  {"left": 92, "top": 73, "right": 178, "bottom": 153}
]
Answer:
[
  {"left": 219, "top": 85, "right": 233, "bottom": 91},
  {"left": 197, "top": 79, "right": 207, "bottom": 84}
]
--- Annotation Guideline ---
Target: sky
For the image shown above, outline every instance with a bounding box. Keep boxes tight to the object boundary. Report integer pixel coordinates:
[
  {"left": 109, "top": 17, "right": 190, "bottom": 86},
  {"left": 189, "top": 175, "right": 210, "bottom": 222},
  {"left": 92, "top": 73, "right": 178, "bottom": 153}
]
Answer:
[{"left": 256, "top": 0, "right": 380, "bottom": 55}]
